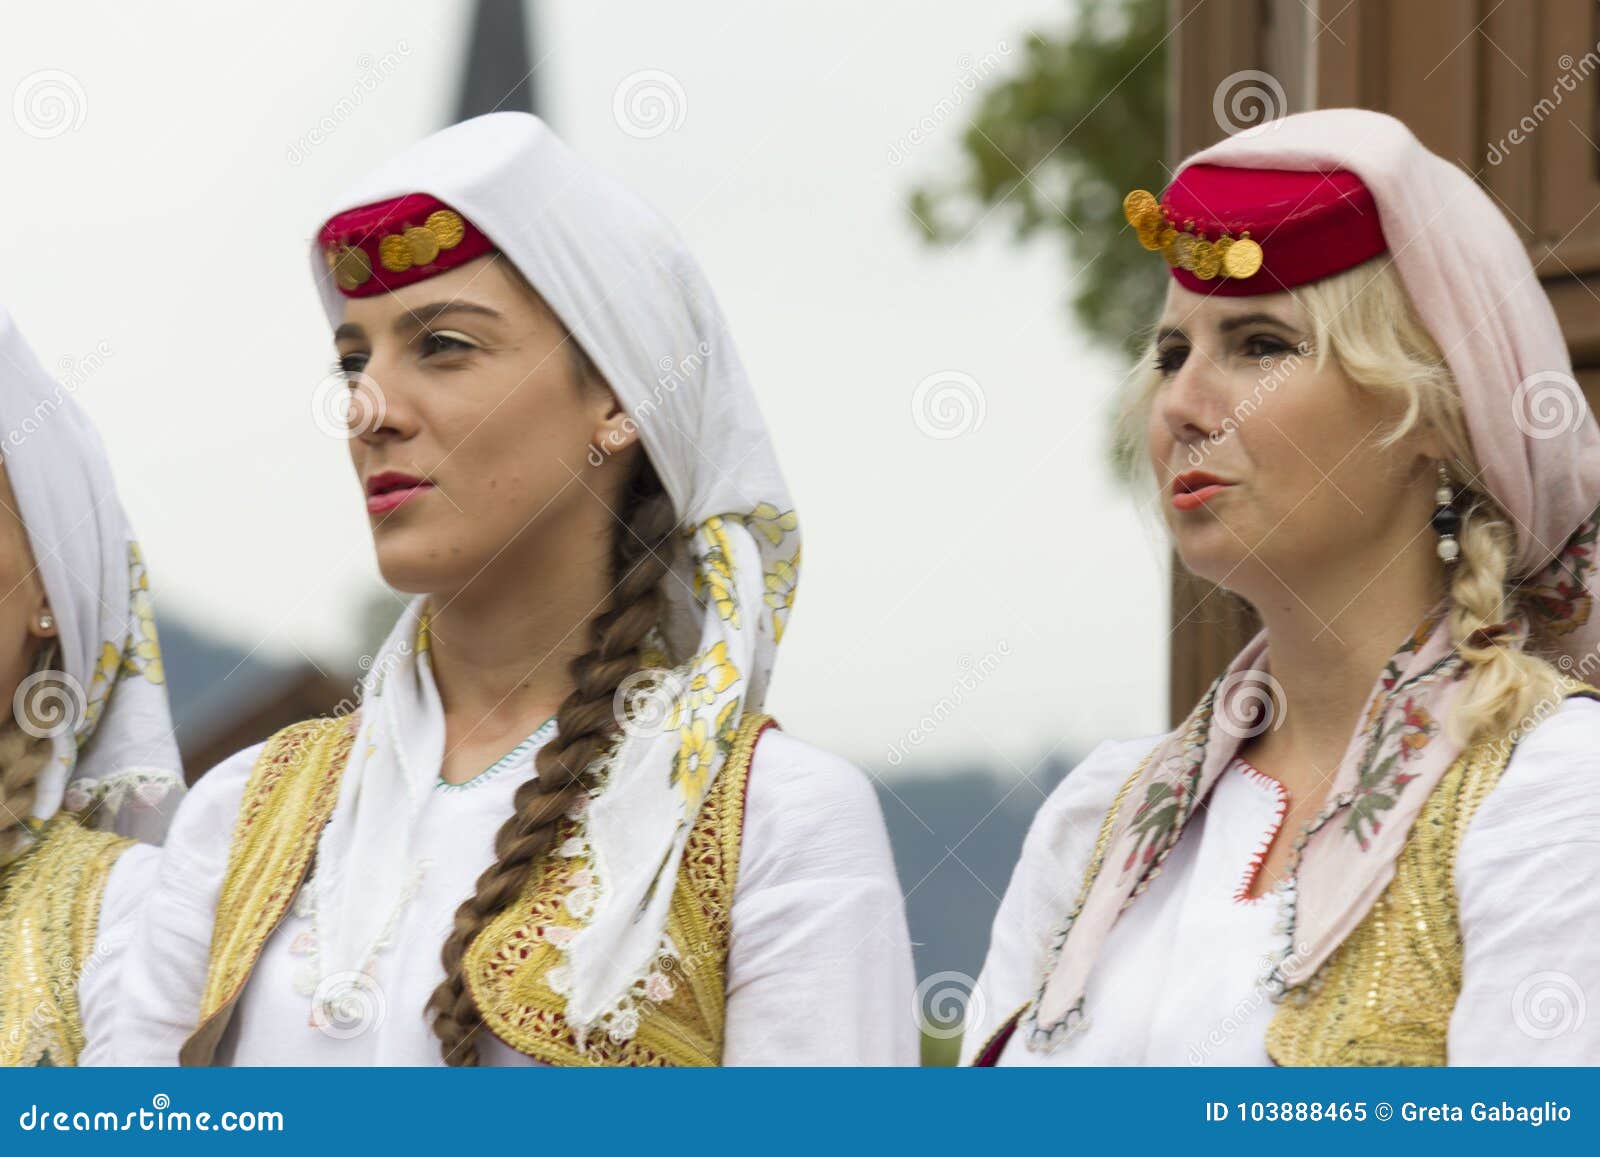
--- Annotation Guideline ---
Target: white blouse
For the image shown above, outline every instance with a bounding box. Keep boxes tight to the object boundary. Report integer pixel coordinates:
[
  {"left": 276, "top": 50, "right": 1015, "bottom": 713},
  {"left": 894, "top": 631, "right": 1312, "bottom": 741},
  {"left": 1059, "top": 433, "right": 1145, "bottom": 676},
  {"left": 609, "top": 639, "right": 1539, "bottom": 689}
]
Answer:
[
  {"left": 963, "top": 695, "right": 1600, "bottom": 1066},
  {"left": 92, "top": 726, "right": 917, "bottom": 1066}
]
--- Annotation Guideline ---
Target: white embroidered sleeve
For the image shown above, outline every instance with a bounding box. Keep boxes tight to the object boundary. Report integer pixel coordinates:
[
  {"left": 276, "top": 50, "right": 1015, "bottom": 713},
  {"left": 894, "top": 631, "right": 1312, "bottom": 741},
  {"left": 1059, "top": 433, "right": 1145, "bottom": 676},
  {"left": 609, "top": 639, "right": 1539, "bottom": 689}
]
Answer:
[
  {"left": 102, "top": 743, "right": 266, "bottom": 1066},
  {"left": 1449, "top": 695, "right": 1600, "bottom": 1065},
  {"left": 720, "top": 731, "right": 918, "bottom": 1065}
]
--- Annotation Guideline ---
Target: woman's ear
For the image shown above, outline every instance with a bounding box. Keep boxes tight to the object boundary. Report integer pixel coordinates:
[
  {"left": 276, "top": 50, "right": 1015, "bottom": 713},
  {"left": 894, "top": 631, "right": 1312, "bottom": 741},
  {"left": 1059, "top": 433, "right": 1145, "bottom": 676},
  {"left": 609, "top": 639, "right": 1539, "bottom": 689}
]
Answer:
[{"left": 590, "top": 394, "right": 640, "bottom": 462}]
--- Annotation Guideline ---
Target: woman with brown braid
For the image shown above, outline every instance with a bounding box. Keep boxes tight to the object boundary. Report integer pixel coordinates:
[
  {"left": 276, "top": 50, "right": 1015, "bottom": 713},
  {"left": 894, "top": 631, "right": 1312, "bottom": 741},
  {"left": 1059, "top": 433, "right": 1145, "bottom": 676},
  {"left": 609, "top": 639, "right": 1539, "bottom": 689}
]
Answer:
[{"left": 111, "top": 114, "right": 916, "bottom": 1066}]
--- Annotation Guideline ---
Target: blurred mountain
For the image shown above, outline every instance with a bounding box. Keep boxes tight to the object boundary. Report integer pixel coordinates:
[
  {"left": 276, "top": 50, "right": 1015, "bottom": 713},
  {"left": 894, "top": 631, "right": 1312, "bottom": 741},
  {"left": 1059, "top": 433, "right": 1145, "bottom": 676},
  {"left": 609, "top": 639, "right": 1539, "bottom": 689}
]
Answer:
[{"left": 871, "top": 753, "right": 1078, "bottom": 984}]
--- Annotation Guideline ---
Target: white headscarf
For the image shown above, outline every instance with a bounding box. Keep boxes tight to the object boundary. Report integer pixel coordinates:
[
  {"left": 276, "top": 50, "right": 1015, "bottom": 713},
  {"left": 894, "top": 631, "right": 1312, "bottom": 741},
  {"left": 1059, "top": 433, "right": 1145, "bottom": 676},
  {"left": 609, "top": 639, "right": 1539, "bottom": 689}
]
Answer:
[
  {"left": 307, "top": 114, "right": 799, "bottom": 1043},
  {"left": 0, "top": 309, "right": 183, "bottom": 842}
]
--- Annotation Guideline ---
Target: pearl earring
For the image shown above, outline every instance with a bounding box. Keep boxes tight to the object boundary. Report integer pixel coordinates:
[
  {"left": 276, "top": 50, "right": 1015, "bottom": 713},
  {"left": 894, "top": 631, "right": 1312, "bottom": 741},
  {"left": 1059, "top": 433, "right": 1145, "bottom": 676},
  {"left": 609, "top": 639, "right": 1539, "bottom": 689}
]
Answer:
[{"left": 1431, "top": 463, "right": 1461, "bottom": 564}]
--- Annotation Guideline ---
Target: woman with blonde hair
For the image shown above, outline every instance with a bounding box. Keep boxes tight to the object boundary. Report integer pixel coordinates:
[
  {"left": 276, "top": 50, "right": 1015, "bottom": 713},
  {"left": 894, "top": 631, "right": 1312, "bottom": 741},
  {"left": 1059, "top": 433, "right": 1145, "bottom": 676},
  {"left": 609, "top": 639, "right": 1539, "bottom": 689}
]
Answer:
[
  {"left": 966, "top": 108, "right": 1600, "bottom": 1066},
  {"left": 114, "top": 112, "right": 915, "bottom": 1066},
  {"left": 0, "top": 310, "right": 183, "bottom": 1066}
]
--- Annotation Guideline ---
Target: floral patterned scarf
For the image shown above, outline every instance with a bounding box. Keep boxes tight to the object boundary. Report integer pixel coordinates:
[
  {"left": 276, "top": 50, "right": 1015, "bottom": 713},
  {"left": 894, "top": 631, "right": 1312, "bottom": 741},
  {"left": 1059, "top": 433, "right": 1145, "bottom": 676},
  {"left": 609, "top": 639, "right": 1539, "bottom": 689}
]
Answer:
[{"left": 1026, "top": 510, "right": 1600, "bottom": 1050}]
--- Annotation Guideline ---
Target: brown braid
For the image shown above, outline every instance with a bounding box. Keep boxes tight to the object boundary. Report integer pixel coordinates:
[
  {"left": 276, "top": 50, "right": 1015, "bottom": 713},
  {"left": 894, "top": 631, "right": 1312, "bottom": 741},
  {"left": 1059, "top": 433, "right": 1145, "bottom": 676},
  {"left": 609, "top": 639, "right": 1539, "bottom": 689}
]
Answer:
[{"left": 425, "top": 450, "right": 678, "bottom": 1065}]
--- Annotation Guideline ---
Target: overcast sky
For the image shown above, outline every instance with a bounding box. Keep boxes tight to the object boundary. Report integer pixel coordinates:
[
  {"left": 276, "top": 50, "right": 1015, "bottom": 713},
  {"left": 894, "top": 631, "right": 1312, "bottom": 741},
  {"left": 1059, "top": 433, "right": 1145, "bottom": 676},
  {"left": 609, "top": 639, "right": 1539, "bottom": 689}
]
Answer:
[{"left": 0, "top": 0, "right": 1169, "bottom": 776}]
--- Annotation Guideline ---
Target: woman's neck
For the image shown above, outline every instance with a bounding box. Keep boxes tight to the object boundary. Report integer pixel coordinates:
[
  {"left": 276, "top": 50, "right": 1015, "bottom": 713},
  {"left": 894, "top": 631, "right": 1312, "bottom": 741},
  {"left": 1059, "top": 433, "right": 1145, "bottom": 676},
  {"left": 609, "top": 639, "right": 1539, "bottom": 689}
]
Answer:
[
  {"left": 1241, "top": 548, "right": 1445, "bottom": 796},
  {"left": 424, "top": 527, "right": 613, "bottom": 755}
]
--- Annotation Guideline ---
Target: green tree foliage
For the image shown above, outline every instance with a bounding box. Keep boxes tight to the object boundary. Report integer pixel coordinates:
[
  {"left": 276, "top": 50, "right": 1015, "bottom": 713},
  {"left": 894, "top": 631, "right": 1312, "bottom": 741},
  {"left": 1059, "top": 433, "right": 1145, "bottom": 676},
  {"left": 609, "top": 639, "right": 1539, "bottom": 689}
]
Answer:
[{"left": 910, "top": 0, "right": 1168, "bottom": 359}]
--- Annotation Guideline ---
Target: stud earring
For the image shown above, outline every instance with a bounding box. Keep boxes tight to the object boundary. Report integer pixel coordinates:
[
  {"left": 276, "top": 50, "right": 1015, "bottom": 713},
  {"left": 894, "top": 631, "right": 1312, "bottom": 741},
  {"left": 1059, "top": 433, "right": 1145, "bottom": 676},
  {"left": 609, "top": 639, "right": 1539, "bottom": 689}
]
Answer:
[
  {"left": 1431, "top": 463, "right": 1461, "bottom": 564},
  {"left": 37, "top": 613, "right": 53, "bottom": 632}
]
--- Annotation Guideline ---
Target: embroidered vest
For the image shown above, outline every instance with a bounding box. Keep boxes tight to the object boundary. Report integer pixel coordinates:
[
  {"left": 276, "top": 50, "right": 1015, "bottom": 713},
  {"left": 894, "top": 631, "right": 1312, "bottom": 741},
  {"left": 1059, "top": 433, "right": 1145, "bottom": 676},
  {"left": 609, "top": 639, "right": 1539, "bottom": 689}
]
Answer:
[
  {"left": 0, "top": 814, "right": 133, "bottom": 1066},
  {"left": 974, "top": 696, "right": 1587, "bottom": 1066},
  {"left": 181, "top": 711, "right": 772, "bottom": 1066}
]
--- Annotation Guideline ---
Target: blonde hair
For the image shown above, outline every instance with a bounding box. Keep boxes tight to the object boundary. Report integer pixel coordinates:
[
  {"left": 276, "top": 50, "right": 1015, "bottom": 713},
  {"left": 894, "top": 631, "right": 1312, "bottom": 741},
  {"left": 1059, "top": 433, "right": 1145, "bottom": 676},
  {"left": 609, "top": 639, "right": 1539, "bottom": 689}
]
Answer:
[{"left": 1120, "top": 257, "right": 1564, "bottom": 747}]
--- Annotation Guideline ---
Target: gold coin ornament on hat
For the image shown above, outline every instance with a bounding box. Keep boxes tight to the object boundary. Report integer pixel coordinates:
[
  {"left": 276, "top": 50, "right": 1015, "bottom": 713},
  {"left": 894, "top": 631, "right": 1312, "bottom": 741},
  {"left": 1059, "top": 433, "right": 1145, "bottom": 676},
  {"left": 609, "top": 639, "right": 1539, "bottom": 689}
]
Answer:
[
  {"left": 379, "top": 234, "right": 414, "bottom": 273},
  {"left": 327, "top": 245, "right": 373, "bottom": 291},
  {"left": 426, "top": 209, "right": 466, "bottom": 250},
  {"left": 365, "top": 209, "right": 473, "bottom": 275},
  {"left": 1190, "top": 238, "right": 1221, "bottom": 280},
  {"left": 1123, "top": 186, "right": 1266, "bottom": 282},
  {"left": 1222, "top": 234, "right": 1263, "bottom": 279},
  {"left": 403, "top": 226, "right": 440, "bottom": 266}
]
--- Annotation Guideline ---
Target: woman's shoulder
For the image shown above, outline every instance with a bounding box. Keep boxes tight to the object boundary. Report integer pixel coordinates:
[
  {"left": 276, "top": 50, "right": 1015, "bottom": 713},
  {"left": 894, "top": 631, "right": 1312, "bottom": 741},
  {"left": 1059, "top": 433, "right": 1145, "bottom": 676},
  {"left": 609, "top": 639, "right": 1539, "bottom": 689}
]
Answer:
[
  {"left": 1466, "top": 692, "right": 1600, "bottom": 851},
  {"left": 735, "top": 725, "right": 896, "bottom": 889},
  {"left": 163, "top": 739, "right": 270, "bottom": 855}
]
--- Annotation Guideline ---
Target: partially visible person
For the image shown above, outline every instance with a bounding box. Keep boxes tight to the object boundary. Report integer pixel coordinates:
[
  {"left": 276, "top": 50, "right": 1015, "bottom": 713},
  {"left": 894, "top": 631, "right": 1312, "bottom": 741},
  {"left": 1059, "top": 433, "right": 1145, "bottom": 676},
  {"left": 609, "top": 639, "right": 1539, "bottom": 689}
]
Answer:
[{"left": 0, "top": 309, "right": 183, "bottom": 1066}]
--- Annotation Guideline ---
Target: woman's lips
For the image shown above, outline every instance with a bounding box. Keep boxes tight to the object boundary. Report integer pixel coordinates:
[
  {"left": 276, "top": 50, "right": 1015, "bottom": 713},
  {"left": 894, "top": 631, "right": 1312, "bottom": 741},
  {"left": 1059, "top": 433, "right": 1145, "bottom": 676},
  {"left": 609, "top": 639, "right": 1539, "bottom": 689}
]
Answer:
[
  {"left": 365, "top": 471, "right": 436, "bottom": 515},
  {"left": 1170, "top": 472, "right": 1236, "bottom": 512},
  {"left": 367, "top": 484, "right": 434, "bottom": 515}
]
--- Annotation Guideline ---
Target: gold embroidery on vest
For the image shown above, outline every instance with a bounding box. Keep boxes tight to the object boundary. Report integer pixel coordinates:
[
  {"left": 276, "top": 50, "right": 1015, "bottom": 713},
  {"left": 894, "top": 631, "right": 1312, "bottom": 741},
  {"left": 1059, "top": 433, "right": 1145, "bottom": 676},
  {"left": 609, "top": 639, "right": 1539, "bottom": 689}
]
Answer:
[
  {"left": 0, "top": 814, "right": 132, "bottom": 1066},
  {"left": 1263, "top": 740, "right": 1513, "bottom": 1065},
  {"left": 464, "top": 712, "right": 771, "bottom": 1066},
  {"left": 182, "top": 716, "right": 356, "bottom": 1063}
]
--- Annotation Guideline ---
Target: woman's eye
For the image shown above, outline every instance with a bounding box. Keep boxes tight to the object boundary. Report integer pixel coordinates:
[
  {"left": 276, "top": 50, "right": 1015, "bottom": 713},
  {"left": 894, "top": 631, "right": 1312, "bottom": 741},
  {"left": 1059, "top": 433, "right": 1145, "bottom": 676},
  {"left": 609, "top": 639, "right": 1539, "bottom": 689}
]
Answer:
[
  {"left": 419, "top": 331, "right": 475, "bottom": 358},
  {"left": 335, "top": 352, "right": 369, "bottom": 378},
  {"left": 1243, "top": 335, "right": 1292, "bottom": 360},
  {"left": 1156, "top": 345, "right": 1188, "bottom": 375}
]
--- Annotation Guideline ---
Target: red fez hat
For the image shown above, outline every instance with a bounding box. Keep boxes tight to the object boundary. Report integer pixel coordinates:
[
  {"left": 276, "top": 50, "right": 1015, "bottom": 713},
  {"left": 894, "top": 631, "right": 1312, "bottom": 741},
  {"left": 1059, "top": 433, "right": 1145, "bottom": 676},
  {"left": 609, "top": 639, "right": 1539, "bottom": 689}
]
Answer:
[
  {"left": 318, "top": 193, "right": 498, "bottom": 298},
  {"left": 1123, "top": 165, "right": 1388, "bottom": 296}
]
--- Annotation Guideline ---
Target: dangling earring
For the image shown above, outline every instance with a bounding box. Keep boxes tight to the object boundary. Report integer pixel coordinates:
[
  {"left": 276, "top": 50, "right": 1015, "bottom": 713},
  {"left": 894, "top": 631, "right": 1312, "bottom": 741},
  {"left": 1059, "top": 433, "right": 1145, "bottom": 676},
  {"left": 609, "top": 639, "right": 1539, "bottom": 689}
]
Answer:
[{"left": 1432, "top": 462, "right": 1461, "bottom": 564}]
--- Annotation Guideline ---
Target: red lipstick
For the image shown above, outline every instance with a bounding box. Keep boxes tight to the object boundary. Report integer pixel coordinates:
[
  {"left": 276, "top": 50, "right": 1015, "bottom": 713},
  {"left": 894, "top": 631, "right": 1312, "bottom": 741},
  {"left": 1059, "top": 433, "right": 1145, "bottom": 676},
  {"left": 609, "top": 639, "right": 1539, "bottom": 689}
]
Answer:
[
  {"left": 1171, "top": 470, "right": 1235, "bottom": 512},
  {"left": 365, "top": 470, "right": 435, "bottom": 515}
]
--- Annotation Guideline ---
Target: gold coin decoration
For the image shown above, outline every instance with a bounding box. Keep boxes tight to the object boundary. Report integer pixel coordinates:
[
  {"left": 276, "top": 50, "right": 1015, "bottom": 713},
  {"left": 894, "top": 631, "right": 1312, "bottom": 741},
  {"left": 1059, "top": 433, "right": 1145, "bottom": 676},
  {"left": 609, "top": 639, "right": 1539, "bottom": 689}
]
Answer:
[
  {"left": 1222, "top": 235, "right": 1263, "bottom": 279},
  {"left": 378, "top": 234, "right": 414, "bottom": 273},
  {"left": 403, "top": 226, "right": 440, "bottom": 266},
  {"left": 427, "top": 209, "right": 466, "bottom": 249},
  {"left": 337, "top": 207, "right": 474, "bottom": 282},
  {"left": 1122, "top": 185, "right": 1265, "bottom": 283},
  {"left": 327, "top": 245, "right": 372, "bottom": 291}
]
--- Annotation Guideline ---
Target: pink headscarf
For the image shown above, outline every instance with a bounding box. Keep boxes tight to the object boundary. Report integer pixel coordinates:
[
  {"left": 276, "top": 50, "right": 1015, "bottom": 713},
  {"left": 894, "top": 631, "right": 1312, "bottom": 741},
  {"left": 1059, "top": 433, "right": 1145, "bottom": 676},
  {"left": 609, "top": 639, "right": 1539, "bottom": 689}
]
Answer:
[{"left": 1025, "top": 109, "right": 1600, "bottom": 1050}]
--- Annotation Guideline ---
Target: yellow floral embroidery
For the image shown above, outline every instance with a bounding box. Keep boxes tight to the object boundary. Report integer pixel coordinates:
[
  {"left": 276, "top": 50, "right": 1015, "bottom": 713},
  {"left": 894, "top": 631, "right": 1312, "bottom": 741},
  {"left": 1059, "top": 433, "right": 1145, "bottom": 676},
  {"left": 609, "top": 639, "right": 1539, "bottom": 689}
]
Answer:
[
  {"left": 763, "top": 550, "right": 799, "bottom": 643},
  {"left": 743, "top": 503, "right": 798, "bottom": 546},
  {"left": 671, "top": 700, "right": 739, "bottom": 808},
  {"left": 694, "top": 517, "right": 741, "bottom": 628}
]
